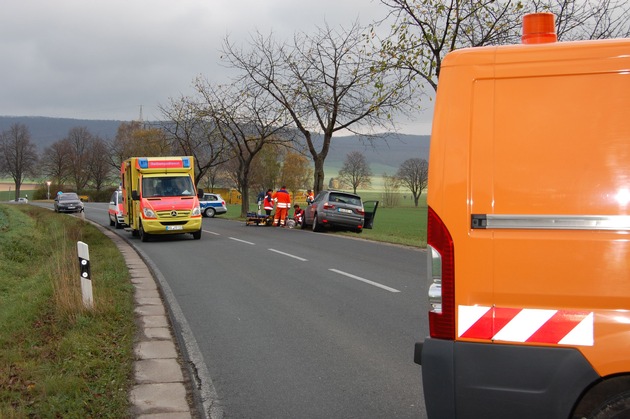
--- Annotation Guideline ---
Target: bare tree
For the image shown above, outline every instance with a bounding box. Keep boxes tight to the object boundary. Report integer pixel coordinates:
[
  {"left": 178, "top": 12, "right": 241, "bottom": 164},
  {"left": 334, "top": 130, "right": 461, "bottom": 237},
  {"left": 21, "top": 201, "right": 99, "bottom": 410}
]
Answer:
[
  {"left": 0, "top": 123, "right": 38, "bottom": 200},
  {"left": 222, "top": 21, "right": 416, "bottom": 195},
  {"left": 396, "top": 157, "right": 428, "bottom": 207},
  {"left": 87, "top": 136, "right": 112, "bottom": 191},
  {"left": 338, "top": 151, "right": 373, "bottom": 194},
  {"left": 378, "top": 0, "right": 630, "bottom": 92},
  {"left": 195, "top": 80, "right": 294, "bottom": 216},
  {"left": 160, "top": 95, "right": 232, "bottom": 187},
  {"left": 382, "top": 172, "right": 401, "bottom": 207},
  {"left": 41, "top": 140, "right": 72, "bottom": 187},
  {"left": 64, "top": 127, "right": 93, "bottom": 192}
]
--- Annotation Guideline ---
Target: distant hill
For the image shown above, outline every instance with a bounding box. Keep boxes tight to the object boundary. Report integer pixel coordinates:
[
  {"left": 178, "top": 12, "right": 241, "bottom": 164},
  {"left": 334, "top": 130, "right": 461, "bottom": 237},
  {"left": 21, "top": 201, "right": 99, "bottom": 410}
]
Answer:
[
  {"left": 0, "top": 116, "right": 430, "bottom": 175},
  {"left": 0, "top": 116, "right": 123, "bottom": 151}
]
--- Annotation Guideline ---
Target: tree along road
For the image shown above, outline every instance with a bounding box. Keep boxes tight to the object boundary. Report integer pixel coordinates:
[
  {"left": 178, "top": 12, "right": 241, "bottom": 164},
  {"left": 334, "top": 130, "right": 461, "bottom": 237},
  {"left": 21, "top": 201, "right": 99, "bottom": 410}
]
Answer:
[{"left": 77, "top": 203, "right": 429, "bottom": 418}]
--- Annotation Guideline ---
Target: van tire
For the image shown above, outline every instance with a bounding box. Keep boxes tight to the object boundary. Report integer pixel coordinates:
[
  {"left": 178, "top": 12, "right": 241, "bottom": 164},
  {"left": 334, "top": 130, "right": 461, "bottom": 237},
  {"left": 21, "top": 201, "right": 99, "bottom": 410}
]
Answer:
[
  {"left": 140, "top": 223, "right": 150, "bottom": 242},
  {"left": 586, "top": 391, "right": 630, "bottom": 419},
  {"left": 192, "top": 229, "right": 202, "bottom": 240},
  {"left": 109, "top": 217, "right": 115, "bottom": 227}
]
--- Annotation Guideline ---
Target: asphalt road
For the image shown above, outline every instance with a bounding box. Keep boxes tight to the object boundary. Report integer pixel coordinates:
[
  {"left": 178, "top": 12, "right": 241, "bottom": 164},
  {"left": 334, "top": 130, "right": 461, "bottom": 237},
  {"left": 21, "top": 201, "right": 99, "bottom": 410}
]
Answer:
[{"left": 54, "top": 202, "right": 429, "bottom": 418}]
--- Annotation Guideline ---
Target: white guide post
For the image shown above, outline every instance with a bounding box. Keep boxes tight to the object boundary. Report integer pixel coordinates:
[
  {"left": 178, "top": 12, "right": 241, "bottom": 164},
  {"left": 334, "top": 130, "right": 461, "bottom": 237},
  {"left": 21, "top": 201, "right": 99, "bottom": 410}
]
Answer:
[{"left": 77, "top": 241, "right": 94, "bottom": 309}]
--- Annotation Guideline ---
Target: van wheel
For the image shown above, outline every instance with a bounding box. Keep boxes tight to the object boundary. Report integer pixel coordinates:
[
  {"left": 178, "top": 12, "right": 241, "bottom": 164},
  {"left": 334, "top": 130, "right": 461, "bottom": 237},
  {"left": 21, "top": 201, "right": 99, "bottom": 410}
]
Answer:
[
  {"left": 204, "top": 208, "right": 216, "bottom": 218},
  {"left": 586, "top": 391, "right": 630, "bottom": 419},
  {"left": 114, "top": 218, "right": 122, "bottom": 229},
  {"left": 312, "top": 214, "right": 322, "bottom": 232},
  {"left": 139, "top": 223, "right": 150, "bottom": 242},
  {"left": 192, "top": 229, "right": 202, "bottom": 240},
  {"left": 109, "top": 216, "right": 115, "bottom": 227}
]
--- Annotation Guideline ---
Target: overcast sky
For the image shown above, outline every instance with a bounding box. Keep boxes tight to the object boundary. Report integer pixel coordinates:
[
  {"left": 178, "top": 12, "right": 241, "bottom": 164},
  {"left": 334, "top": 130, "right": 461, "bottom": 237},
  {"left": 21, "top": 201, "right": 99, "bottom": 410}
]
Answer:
[{"left": 1, "top": 0, "right": 433, "bottom": 134}]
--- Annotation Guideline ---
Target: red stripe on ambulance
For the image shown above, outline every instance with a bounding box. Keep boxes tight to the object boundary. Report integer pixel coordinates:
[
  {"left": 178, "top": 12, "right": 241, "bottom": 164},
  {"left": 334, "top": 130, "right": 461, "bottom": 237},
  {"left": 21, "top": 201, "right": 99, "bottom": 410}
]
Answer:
[{"left": 458, "top": 306, "right": 594, "bottom": 346}]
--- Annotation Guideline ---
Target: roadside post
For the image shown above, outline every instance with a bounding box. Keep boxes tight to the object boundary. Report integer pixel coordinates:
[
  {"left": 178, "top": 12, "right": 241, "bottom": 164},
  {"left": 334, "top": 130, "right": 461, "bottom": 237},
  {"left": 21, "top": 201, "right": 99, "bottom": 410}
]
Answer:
[{"left": 77, "top": 241, "right": 93, "bottom": 309}]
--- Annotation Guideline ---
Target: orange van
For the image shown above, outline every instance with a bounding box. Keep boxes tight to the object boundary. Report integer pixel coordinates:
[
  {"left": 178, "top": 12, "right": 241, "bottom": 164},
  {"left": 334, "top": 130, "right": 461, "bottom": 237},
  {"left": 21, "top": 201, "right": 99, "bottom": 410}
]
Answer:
[{"left": 415, "top": 13, "right": 630, "bottom": 419}]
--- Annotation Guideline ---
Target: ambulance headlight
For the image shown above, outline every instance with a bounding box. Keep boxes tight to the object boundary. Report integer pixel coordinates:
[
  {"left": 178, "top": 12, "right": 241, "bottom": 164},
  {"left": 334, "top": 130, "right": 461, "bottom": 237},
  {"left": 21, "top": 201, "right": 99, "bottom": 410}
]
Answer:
[
  {"left": 192, "top": 206, "right": 201, "bottom": 217},
  {"left": 143, "top": 208, "right": 156, "bottom": 218}
]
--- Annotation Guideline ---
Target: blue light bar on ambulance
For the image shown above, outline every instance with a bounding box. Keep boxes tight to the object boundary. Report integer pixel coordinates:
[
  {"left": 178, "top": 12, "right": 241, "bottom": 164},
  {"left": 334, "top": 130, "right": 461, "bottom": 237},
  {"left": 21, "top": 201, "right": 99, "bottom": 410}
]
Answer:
[
  {"left": 138, "top": 158, "right": 149, "bottom": 169},
  {"left": 182, "top": 157, "right": 190, "bottom": 168}
]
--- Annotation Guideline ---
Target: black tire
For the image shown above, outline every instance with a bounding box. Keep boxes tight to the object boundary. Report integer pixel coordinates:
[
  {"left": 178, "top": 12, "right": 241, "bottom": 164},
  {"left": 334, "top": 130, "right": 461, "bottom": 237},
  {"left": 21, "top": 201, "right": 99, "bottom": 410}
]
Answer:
[
  {"left": 587, "top": 391, "right": 630, "bottom": 419},
  {"left": 312, "top": 214, "right": 322, "bottom": 232},
  {"left": 204, "top": 207, "right": 216, "bottom": 218},
  {"left": 109, "top": 216, "right": 115, "bottom": 227},
  {"left": 139, "top": 222, "right": 150, "bottom": 242},
  {"left": 192, "top": 229, "right": 202, "bottom": 240},
  {"left": 114, "top": 218, "right": 122, "bottom": 229}
]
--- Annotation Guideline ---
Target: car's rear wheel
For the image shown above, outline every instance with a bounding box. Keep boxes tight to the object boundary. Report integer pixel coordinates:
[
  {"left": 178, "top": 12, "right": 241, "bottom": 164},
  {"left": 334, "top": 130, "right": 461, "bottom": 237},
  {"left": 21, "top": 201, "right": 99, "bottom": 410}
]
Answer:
[
  {"left": 312, "top": 214, "right": 322, "bottom": 232},
  {"left": 204, "top": 207, "right": 216, "bottom": 218}
]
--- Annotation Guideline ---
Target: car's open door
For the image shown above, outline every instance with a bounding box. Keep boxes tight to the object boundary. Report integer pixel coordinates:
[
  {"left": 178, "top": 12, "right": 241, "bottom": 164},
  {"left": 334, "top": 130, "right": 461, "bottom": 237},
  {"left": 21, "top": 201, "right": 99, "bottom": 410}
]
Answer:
[{"left": 363, "top": 200, "right": 379, "bottom": 229}]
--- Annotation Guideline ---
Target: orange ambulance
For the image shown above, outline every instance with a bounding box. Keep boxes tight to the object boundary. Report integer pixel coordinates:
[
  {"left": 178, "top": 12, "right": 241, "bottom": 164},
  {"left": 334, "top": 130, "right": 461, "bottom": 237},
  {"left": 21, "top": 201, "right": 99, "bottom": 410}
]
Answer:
[{"left": 415, "top": 13, "right": 630, "bottom": 419}]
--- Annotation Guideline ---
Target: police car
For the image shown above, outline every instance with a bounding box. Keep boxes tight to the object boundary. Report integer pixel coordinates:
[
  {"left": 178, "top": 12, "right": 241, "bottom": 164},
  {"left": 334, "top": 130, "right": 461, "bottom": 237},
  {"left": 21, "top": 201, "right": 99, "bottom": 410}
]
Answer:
[{"left": 199, "top": 193, "right": 227, "bottom": 218}]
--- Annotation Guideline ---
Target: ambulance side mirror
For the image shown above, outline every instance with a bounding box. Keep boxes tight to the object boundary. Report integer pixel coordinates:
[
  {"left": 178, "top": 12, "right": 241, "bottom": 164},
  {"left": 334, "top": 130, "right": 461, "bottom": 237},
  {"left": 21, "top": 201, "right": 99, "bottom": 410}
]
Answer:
[
  {"left": 197, "top": 188, "right": 204, "bottom": 199},
  {"left": 131, "top": 190, "right": 140, "bottom": 200}
]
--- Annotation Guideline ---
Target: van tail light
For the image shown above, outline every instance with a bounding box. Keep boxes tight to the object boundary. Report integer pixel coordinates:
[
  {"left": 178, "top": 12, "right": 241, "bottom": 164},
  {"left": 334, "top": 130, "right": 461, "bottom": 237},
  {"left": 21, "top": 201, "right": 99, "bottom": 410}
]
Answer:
[
  {"left": 357, "top": 208, "right": 365, "bottom": 215},
  {"left": 323, "top": 202, "right": 335, "bottom": 210},
  {"left": 427, "top": 206, "right": 455, "bottom": 340}
]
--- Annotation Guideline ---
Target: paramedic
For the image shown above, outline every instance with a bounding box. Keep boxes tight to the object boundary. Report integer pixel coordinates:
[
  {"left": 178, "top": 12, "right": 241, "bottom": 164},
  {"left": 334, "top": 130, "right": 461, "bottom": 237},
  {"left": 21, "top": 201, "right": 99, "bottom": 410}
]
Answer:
[{"left": 273, "top": 186, "right": 291, "bottom": 226}]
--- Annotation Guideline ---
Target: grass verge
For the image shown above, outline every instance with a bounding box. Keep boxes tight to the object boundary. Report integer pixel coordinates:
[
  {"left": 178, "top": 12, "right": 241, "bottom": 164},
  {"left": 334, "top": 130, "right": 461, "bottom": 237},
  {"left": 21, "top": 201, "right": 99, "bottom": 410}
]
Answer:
[
  {"left": 224, "top": 197, "right": 428, "bottom": 248},
  {"left": 0, "top": 204, "right": 135, "bottom": 418}
]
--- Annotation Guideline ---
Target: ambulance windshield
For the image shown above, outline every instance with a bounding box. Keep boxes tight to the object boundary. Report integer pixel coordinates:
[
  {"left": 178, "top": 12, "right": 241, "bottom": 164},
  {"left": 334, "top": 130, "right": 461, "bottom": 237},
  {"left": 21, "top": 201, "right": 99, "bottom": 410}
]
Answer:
[{"left": 142, "top": 176, "right": 194, "bottom": 197}]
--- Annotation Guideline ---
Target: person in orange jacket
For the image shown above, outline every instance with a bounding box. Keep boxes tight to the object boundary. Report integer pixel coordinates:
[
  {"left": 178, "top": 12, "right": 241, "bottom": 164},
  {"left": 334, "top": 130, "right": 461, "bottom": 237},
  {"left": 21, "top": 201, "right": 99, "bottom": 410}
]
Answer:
[{"left": 273, "top": 186, "right": 291, "bottom": 226}]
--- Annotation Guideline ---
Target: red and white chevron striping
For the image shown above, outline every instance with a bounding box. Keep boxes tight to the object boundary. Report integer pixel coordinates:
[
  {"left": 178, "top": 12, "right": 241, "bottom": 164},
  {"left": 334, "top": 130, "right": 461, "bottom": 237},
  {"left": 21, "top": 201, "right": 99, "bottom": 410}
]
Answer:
[{"left": 458, "top": 305, "right": 594, "bottom": 346}]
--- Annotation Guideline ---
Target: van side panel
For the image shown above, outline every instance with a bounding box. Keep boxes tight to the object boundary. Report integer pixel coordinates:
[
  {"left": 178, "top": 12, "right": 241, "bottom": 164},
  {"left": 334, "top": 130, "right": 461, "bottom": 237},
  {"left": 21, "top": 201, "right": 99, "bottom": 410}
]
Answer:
[{"left": 423, "top": 38, "right": 630, "bottom": 417}]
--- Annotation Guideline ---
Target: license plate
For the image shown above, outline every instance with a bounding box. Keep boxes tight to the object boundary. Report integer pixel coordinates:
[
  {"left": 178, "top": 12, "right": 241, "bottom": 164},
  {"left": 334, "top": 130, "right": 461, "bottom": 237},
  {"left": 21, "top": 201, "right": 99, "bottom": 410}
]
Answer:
[
  {"left": 166, "top": 225, "right": 183, "bottom": 231},
  {"left": 338, "top": 208, "right": 352, "bottom": 213}
]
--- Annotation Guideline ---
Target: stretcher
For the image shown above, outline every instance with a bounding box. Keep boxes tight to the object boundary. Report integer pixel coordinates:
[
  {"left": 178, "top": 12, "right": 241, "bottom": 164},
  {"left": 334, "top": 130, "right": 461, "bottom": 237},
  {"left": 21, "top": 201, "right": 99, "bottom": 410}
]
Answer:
[{"left": 245, "top": 212, "right": 273, "bottom": 226}]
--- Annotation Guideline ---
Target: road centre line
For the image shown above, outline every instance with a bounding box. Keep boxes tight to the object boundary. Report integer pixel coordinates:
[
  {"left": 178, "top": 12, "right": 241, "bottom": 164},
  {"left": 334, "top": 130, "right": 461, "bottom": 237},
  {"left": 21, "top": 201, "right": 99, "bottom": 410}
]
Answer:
[
  {"left": 229, "top": 237, "right": 255, "bottom": 245},
  {"left": 329, "top": 269, "right": 401, "bottom": 293},
  {"left": 268, "top": 248, "right": 308, "bottom": 261}
]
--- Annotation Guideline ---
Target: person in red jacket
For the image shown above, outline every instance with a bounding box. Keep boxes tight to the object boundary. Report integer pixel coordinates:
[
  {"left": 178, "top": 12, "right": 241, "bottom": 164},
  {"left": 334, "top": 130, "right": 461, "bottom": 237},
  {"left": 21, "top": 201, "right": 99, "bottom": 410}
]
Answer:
[
  {"left": 263, "top": 189, "right": 274, "bottom": 216},
  {"left": 272, "top": 186, "right": 291, "bottom": 226},
  {"left": 293, "top": 204, "right": 305, "bottom": 226}
]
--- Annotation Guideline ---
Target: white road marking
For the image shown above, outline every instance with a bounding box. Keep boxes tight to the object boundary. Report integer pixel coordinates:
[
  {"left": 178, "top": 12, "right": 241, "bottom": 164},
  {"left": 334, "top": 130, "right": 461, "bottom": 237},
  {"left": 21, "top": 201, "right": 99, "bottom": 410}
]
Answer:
[
  {"left": 204, "top": 230, "right": 220, "bottom": 235},
  {"left": 268, "top": 248, "right": 308, "bottom": 261},
  {"left": 329, "top": 269, "right": 400, "bottom": 293},
  {"left": 229, "top": 237, "right": 255, "bottom": 245}
]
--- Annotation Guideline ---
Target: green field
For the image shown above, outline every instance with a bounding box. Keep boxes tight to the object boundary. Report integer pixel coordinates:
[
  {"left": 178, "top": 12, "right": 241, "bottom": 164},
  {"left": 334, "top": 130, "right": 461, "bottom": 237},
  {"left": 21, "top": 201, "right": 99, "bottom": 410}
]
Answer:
[{"left": 227, "top": 191, "right": 428, "bottom": 248}]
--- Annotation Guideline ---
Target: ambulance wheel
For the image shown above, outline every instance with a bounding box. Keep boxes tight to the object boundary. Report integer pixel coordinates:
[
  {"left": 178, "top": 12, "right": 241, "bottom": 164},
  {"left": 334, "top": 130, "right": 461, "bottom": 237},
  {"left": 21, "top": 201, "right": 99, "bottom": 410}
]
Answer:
[
  {"left": 192, "top": 229, "right": 202, "bottom": 240},
  {"left": 109, "top": 216, "right": 115, "bottom": 227},
  {"left": 204, "top": 207, "right": 216, "bottom": 218},
  {"left": 114, "top": 218, "right": 122, "bottom": 229},
  {"left": 587, "top": 391, "right": 630, "bottom": 419},
  {"left": 139, "top": 223, "right": 151, "bottom": 242}
]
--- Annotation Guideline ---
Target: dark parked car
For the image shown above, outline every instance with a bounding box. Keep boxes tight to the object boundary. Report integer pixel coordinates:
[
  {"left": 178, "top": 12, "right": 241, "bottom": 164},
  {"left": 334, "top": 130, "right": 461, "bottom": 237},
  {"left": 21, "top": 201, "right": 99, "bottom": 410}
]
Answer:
[
  {"left": 302, "top": 190, "right": 378, "bottom": 233},
  {"left": 54, "top": 192, "right": 84, "bottom": 213}
]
